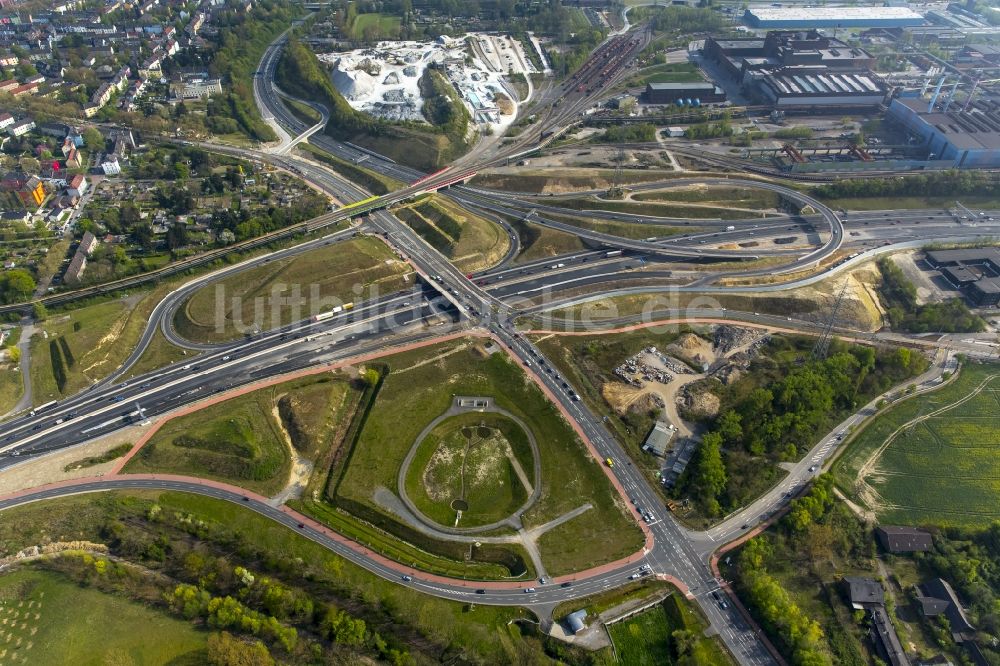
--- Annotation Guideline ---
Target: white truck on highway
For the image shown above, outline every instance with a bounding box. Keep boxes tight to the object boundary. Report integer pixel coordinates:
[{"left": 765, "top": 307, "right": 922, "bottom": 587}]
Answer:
[{"left": 311, "top": 303, "right": 354, "bottom": 322}]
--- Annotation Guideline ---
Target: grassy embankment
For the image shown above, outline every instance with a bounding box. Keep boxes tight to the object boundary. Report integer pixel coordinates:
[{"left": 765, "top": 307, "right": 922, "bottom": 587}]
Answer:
[
  {"left": 632, "top": 185, "right": 781, "bottom": 211},
  {"left": 511, "top": 218, "right": 587, "bottom": 263},
  {"left": 123, "top": 373, "right": 356, "bottom": 496},
  {"left": 124, "top": 386, "right": 293, "bottom": 496},
  {"left": 0, "top": 326, "right": 22, "bottom": 414},
  {"left": 471, "top": 168, "right": 684, "bottom": 194},
  {"left": 550, "top": 196, "right": 777, "bottom": 221},
  {"left": 393, "top": 195, "right": 510, "bottom": 272},
  {"left": 296, "top": 143, "right": 405, "bottom": 195},
  {"left": 173, "top": 236, "right": 413, "bottom": 343}
]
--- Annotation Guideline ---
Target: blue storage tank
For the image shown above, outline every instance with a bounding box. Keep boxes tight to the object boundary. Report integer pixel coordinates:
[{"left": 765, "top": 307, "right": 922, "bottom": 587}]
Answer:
[
  {"left": 693, "top": 98, "right": 701, "bottom": 107},
  {"left": 686, "top": 98, "right": 693, "bottom": 106}
]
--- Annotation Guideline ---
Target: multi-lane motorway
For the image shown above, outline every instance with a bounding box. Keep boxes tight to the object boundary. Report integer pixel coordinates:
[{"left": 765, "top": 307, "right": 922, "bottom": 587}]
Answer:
[{"left": 3, "top": 23, "right": 998, "bottom": 666}]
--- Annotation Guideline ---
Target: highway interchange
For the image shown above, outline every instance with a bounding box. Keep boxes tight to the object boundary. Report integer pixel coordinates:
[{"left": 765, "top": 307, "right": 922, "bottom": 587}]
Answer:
[{"left": 3, "top": 23, "right": 1000, "bottom": 665}]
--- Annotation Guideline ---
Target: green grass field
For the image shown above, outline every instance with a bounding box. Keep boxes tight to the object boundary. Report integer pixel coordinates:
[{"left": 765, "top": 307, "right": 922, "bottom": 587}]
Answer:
[
  {"left": 0, "top": 567, "right": 206, "bottom": 664},
  {"left": 624, "top": 62, "right": 704, "bottom": 88},
  {"left": 0, "top": 327, "right": 22, "bottom": 415},
  {"left": 608, "top": 605, "right": 673, "bottom": 665},
  {"left": 633, "top": 186, "right": 781, "bottom": 211},
  {"left": 333, "top": 339, "right": 643, "bottom": 575},
  {"left": 834, "top": 361, "right": 1000, "bottom": 527},
  {"left": 551, "top": 196, "right": 776, "bottom": 221},
  {"left": 605, "top": 594, "right": 732, "bottom": 665},
  {"left": 347, "top": 12, "right": 401, "bottom": 40},
  {"left": 126, "top": 327, "right": 189, "bottom": 377},
  {"left": 175, "top": 236, "right": 413, "bottom": 343},
  {"left": 404, "top": 413, "right": 533, "bottom": 528}
]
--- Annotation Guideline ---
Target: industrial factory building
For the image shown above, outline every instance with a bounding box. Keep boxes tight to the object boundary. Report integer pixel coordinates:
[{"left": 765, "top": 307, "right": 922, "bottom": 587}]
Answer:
[
  {"left": 743, "top": 6, "right": 925, "bottom": 29},
  {"left": 887, "top": 94, "right": 1000, "bottom": 168},
  {"left": 925, "top": 248, "right": 1000, "bottom": 306},
  {"left": 704, "top": 31, "right": 876, "bottom": 81},
  {"left": 703, "top": 31, "right": 886, "bottom": 107},
  {"left": 751, "top": 69, "right": 887, "bottom": 107},
  {"left": 644, "top": 82, "right": 726, "bottom": 105}
]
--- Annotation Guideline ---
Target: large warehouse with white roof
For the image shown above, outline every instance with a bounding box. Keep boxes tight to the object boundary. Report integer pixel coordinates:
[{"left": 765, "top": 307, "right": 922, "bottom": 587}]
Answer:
[{"left": 743, "top": 6, "right": 925, "bottom": 29}]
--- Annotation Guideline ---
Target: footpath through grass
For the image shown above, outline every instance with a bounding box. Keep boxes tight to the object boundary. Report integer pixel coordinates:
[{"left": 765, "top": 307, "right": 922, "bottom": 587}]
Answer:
[
  {"left": 330, "top": 339, "right": 643, "bottom": 576},
  {"left": 834, "top": 360, "right": 1000, "bottom": 527},
  {"left": 404, "top": 412, "right": 533, "bottom": 528},
  {"left": 0, "top": 567, "right": 207, "bottom": 664}
]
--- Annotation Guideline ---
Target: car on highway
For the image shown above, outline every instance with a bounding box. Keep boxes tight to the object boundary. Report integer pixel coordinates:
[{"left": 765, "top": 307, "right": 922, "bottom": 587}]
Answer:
[
  {"left": 475, "top": 589, "right": 486, "bottom": 594},
  {"left": 560, "top": 582, "right": 572, "bottom": 588},
  {"left": 523, "top": 587, "right": 535, "bottom": 594},
  {"left": 401, "top": 575, "right": 412, "bottom": 582},
  {"left": 809, "top": 465, "right": 818, "bottom": 472}
]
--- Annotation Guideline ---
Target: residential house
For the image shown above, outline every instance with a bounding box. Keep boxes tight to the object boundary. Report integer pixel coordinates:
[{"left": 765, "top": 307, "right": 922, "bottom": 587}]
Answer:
[
  {"left": 64, "top": 230, "right": 98, "bottom": 284},
  {"left": 7, "top": 117, "right": 33, "bottom": 136},
  {"left": 10, "top": 82, "right": 38, "bottom": 97},
  {"left": 876, "top": 526, "right": 933, "bottom": 554},
  {"left": 1, "top": 172, "right": 45, "bottom": 208},
  {"left": 916, "top": 578, "right": 976, "bottom": 643},
  {"left": 100, "top": 153, "right": 120, "bottom": 175},
  {"left": 844, "top": 577, "right": 885, "bottom": 610},
  {"left": 67, "top": 173, "right": 87, "bottom": 197},
  {"left": 64, "top": 146, "right": 81, "bottom": 168}
]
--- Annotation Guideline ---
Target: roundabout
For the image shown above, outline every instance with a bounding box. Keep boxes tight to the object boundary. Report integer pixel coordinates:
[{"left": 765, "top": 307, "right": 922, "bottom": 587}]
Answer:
[{"left": 398, "top": 397, "right": 541, "bottom": 533}]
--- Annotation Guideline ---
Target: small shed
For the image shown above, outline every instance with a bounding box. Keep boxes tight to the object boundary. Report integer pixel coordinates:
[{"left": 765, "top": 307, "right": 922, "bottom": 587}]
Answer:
[
  {"left": 642, "top": 421, "right": 675, "bottom": 457},
  {"left": 564, "top": 609, "right": 588, "bottom": 634}
]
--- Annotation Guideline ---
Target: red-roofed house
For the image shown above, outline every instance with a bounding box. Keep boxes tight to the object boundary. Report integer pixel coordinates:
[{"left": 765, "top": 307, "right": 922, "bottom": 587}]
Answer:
[{"left": 67, "top": 174, "right": 88, "bottom": 197}]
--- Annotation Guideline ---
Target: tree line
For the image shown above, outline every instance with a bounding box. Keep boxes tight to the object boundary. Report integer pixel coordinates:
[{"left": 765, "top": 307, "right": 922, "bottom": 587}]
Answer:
[
  {"left": 877, "top": 258, "right": 985, "bottom": 334},
  {"left": 813, "top": 170, "right": 1000, "bottom": 201},
  {"left": 679, "top": 338, "right": 927, "bottom": 517}
]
